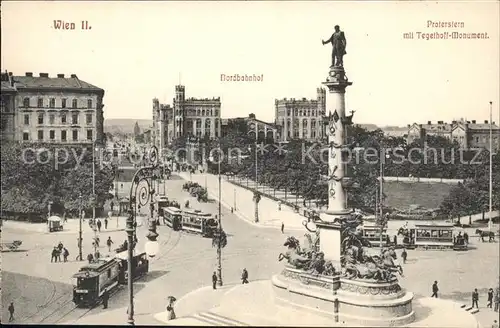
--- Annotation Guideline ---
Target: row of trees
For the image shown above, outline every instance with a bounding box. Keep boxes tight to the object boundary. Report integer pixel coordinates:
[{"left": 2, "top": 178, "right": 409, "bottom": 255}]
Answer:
[
  {"left": 172, "top": 124, "right": 498, "bottom": 215},
  {"left": 1, "top": 142, "right": 115, "bottom": 221}
]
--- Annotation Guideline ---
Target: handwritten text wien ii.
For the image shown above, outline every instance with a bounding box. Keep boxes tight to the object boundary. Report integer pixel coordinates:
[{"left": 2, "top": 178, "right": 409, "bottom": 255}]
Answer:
[{"left": 53, "top": 20, "right": 91, "bottom": 30}]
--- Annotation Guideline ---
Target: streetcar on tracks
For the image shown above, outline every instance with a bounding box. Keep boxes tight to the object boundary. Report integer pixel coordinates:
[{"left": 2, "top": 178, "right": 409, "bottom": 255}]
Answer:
[
  {"left": 115, "top": 250, "right": 149, "bottom": 284},
  {"left": 400, "top": 222, "right": 468, "bottom": 251},
  {"left": 181, "top": 209, "right": 218, "bottom": 238},
  {"left": 72, "top": 257, "right": 120, "bottom": 307},
  {"left": 72, "top": 251, "right": 150, "bottom": 307},
  {"left": 361, "top": 224, "right": 391, "bottom": 247},
  {"left": 162, "top": 206, "right": 182, "bottom": 231}
]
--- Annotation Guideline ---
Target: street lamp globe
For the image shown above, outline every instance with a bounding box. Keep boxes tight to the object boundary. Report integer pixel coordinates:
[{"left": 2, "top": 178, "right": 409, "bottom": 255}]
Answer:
[{"left": 145, "top": 240, "right": 159, "bottom": 258}]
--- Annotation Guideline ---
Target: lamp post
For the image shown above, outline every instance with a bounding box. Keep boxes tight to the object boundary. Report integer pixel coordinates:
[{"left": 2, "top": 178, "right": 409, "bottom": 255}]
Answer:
[
  {"left": 378, "top": 149, "right": 390, "bottom": 247},
  {"left": 489, "top": 101, "right": 493, "bottom": 232},
  {"left": 127, "top": 146, "right": 161, "bottom": 325},
  {"left": 234, "top": 188, "right": 237, "bottom": 211},
  {"left": 217, "top": 145, "right": 223, "bottom": 286},
  {"left": 78, "top": 194, "right": 83, "bottom": 261},
  {"left": 48, "top": 201, "right": 53, "bottom": 217}
]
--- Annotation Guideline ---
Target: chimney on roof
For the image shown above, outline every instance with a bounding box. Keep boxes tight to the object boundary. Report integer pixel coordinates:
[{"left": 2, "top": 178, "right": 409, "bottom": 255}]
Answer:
[
  {"left": 8, "top": 72, "right": 12, "bottom": 76},
  {"left": 39, "top": 73, "right": 49, "bottom": 77},
  {"left": 57, "top": 74, "right": 65, "bottom": 78},
  {"left": 427, "top": 121, "right": 432, "bottom": 124},
  {"left": 485, "top": 120, "right": 488, "bottom": 124},
  {"left": 438, "top": 120, "right": 443, "bottom": 124},
  {"left": 471, "top": 120, "right": 476, "bottom": 124},
  {"left": 25, "top": 72, "right": 33, "bottom": 77},
  {"left": 71, "top": 74, "right": 77, "bottom": 78},
  {"left": 452, "top": 120, "right": 457, "bottom": 124},
  {"left": 407, "top": 124, "right": 410, "bottom": 128}
]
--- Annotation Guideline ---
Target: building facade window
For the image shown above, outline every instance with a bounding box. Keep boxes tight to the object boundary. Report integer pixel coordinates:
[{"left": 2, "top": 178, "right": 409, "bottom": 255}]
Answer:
[
  {"left": 87, "top": 130, "right": 93, "bottom": 140},
  {"left": 38, "top": 113, "right": 44, "bottom": 124},
  {"left": 37, "top": 98, "right": 44, "bottom": 108},
  {"left": 87, "top": 99, "right": 93, "bottom": 109},
  {"left": 50, "top": 98, "right": 55, "bottom": 108},
  {"left": 23, "top": 132, "right": 29, "bottom": 141},
  {"left": 23, "top": 98, "right": 30, "bottom": 107},
  {"left": 62, "top": 99, "right": 67, "bottom": 108},
  {"left": 86, "top": 114, "right": 93, "bottom": 124},
  {"left": 24, "top": 114, "right": 30, "bottom": 125},
  {"left": 215, "top": 109, "right": 219, "bottom": 116},
  {"left": 72, "top": 99, "right": 77, "bottom": 108},
  {"left": 72, "top": 130, "right": 78, "bottom": 141},
  {"left": 38, "top": 130, "right": 44, "bottom": 140},
  {"left": 61, "top": 114, "right": 67, "bottom": 124},
  {"left": 61, "top": 130, "right": 67, "bottom": 141},
  {"left": 49, "top": 130, "right": 55, "bottom": 140},
  {"left": 49, "top": 114, "right": 55, "bottom": 125},
  {"left": 72, "top": 113, "right": 79, "bottom": 124}
]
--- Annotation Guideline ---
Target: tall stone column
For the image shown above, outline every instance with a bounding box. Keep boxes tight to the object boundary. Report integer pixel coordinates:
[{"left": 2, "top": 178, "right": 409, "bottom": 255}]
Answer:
[{"left": 317, "top": 66, "right": 353, "bottom": 269}]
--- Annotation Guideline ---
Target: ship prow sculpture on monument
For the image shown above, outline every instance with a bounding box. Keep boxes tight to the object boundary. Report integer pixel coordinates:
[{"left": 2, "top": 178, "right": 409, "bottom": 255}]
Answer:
[{"left": 271, "top": 26, "right": 416, "bottom": 327}]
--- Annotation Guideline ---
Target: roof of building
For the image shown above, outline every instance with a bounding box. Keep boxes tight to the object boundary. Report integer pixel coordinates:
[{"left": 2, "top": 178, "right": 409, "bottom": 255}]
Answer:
[
  {"left": 1, "top": 81, "right": 16, "bottom": 92},
  {"left": 12, "top": 73, "right": 103, "bottom": 92}
]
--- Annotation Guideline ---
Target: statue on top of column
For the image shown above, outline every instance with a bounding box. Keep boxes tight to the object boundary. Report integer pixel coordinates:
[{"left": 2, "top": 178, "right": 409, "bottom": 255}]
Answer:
[{"left": 322, "top": 25, "right": 347, "bottom": 68}]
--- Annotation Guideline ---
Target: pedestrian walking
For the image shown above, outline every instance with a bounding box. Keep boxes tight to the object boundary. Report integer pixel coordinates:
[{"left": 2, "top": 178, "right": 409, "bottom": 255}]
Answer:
[
  {"left": 104, "top": 218, "right": 108, "bottom": 230},
  {"left": 494, "top": 287, "right": 499, "bottom": 312},
  {"left": 212, "top": 272, "right": 217, "bottom": 290},
  {"left": 278, "top": 201, "right": 282, "bottom": 211},
  {"left": 492, "top": 320, "right": 499, "bottom": 328},
  {"left": 63, "top": 247, "right": 69, "bottom": 262},
  {"left": 95, "top": 249, "right": 101, "bottom": 261},
  {"left": 393, "top": 235, "right": 397, "bottom": 245},
  {"left": 110, "top": 201, "right": 115, "bottom": 213},
  {"left": 107, "top": 237, "right": 114, "bottom": 252},
  {"left": 102, "top": 289, "right": 109, "bottom": 309},
  {"left": 431, "top": 281, "right": 439, "bottom": 298},
  {"left": 51, "top": 247, "right": 59, "bottom": 263},
  {"left": 166, "top": 296, "right": 177, "bottom": 320},
  {"left": 281, "top": 222, "right": 284, "bottom": 234},
  {"left": 241, "top": 268, "right": 249, "bottom": 284},
  {"left": 87, "top": 253, "right": 94, "bottom": 264},
  {"left": 401, "top": 249, "right": 407, "bottom": 264},
  {"left": 464, "top": 232, "right": 469, "bottom": 245},
  {"left": 8, "top": 302, "right": 14, "bottom": 322},
  {"left": 472, "top": 288, "right": 479, "bottom": 308},
  {"left": 97, "top": 219, "right": 102, "bottom": 232},
  {"left": 486, "top": 288, "right": 494, "bottom": 308}
]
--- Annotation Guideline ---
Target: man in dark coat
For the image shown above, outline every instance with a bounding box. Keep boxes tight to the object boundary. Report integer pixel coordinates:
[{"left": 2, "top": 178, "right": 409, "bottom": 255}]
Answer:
[
  {"left": 102, "top": 289, "right": 109, "bottom": 309},
  {"left": 8, "top": 302, "right": 15, "bottom": 321},
  {"left": 431, "top": 281, "right": 439, "bottom": 298},
  {"left": 472, "top": 288, "right": 479, "bottom": 308},
  {"left": 487, "top": 288, "right": 494, "bottom": 308},
  {"left": 51, "top": 247, "right": 59, "bottom": 262},
  {"left": 212, "top": 272, "right": 218, "bottom": 290},
  {"left": 97, "top": 219, "right": 102, "bottom": 232},
  {"left": 401, "top": 249, "right": 407, "bottom": 264},
  {"left": 241, "top": 268, "right": 249, "bottom": 284}
]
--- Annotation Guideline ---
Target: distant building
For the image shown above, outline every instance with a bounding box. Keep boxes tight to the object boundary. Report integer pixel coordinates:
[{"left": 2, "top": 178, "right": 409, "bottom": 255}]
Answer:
[
  {"left": 221, "top": 113, "right": 280, "bottom": 141},
  {"left": 407, "top": 119, "right": 500, "bottom": 150},
  {"left": 152, "top": 85, "right": 221, "bottom": 155},
  {"left": 274, "top": 88, "right": 326, "bottom": 141},
  {"left": 1, "top": 71, "right": 105, "bottom": 145}
]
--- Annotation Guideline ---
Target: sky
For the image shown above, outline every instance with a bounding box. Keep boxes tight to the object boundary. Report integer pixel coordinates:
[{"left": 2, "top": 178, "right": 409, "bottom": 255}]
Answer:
[{"left": 2, "top": 1, "right": 499, "bottom": 126}]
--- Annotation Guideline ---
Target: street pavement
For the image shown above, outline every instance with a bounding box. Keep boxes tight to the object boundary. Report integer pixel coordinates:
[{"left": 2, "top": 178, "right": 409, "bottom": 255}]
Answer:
[{"left": 2, "top": 173, "right": 499, "bottom": 326}]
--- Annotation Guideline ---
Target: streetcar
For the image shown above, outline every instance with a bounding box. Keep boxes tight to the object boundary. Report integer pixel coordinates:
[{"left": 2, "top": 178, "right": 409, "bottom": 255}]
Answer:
[
  {"left": 162, "top": 206, "right": 182, "bottom": 231},
  {"left": 181, "top": 209, "right": 218, "bottom": 237},
  {"left": 115, "top": 250, "right": 149, "bottom": 284},
  {"left": 361, "top": 224, "right": 391, "bottom": 247},
  {"left": 401, "top": 222, "right": 467, "bottom": 251},
  {"left": 156, "top": 195, "right": 170, "bottom": 217},
  {"left": 72, "top": 257, "right": 120, "bottom": 307},
  {"left": 72, "top": 251, "right": 150, "bottom": 307}
]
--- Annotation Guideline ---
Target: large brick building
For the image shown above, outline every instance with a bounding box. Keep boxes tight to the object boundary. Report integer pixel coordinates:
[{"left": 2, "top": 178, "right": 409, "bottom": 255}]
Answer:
[
  {"left": 0, "top": 71, "right": 105, "bottom": 145},
  {"left": 152, "top": 85, "right": 222, "bottom": 154},
  {"left": 407, "top": 119, "right": 500, "bottom": 151},
  {"left": 274, "top": 88, "right": 326, "bottom": 141}
]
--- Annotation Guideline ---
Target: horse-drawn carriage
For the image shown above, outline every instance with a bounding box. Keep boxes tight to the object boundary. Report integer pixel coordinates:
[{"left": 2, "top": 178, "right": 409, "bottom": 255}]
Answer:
[{"left": 1, "top": 240, "right": 22, "bottom": 252}]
